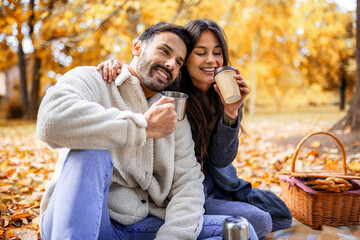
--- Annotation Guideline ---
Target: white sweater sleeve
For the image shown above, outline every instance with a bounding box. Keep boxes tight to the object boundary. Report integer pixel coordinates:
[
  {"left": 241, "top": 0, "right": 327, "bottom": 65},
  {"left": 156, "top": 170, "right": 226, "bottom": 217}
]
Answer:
[
  {"left": 155, "top": 117, "right": 205, "bottom": 240},
  {"left": 36, "top": 66, "right": 147, "bottom": 149}
]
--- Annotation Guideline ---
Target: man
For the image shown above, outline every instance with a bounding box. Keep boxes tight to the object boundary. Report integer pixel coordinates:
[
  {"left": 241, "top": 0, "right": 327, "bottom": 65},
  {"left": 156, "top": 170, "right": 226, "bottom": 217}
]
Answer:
[{"left": 37, "top": 22, "right": 229, "bottom": 239}]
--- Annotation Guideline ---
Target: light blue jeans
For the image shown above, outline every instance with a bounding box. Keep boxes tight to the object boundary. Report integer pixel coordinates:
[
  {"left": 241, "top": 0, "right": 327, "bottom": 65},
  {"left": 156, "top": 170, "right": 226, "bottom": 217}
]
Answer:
[{"left": 40, "top": 150, "right": 258, "bottom": 240}]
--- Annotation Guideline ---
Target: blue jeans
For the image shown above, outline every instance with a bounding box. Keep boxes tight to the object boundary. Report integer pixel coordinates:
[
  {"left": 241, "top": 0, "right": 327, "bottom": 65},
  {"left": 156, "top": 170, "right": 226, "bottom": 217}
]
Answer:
[
  {"left": 204, "top": 174, "right": 290, "bottom": 239},
  {"left": 41, "top": 150, "right": 259, "bottom": 239}
]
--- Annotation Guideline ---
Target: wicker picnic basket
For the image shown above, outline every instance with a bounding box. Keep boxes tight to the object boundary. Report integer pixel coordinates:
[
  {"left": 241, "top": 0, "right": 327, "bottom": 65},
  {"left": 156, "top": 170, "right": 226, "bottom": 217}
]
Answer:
[{"left": 279, "top": 131, "right": 360, "bottom": 229}]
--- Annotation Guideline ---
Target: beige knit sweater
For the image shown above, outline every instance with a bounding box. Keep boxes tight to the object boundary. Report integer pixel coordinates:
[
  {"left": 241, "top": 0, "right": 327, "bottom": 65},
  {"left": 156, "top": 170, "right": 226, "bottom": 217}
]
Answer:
[{"left": 36, "top": 65, "right": 205, "bottom": 239}]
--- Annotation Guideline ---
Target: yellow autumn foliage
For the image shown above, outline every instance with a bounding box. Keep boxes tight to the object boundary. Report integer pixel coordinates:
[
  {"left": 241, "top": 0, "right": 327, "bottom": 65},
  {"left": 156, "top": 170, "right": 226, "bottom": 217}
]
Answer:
[{"left": 0, "top": 0, "right": 356, "bottom": 113}]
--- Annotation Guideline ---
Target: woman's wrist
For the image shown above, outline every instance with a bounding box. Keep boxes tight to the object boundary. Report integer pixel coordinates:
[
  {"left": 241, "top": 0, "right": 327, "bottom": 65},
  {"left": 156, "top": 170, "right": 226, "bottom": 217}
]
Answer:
[
  {"left": 223, "top": 112, "right": 237, "bottom": 126},
  {"left": 223, "top": 109, "right": 238, "bottom": 119}
]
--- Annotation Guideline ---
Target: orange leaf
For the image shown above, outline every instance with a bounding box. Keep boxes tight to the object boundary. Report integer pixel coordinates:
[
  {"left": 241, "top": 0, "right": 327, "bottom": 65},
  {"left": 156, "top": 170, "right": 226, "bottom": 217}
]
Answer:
[
  {"left": 5, "top": 229, "right": 15, "bottom": 238},
  {"left": 0, "top": 203, "right": 10, "bottom": 213},
  {"left": 307, "top": 150, "right": 319, "bottom": 157},
  {"left": 19, "top": 186, "right": 32, "bottom": 193},
  {"left": 2, "top": 194, "right": 21, "bottom": 200},
  {"left": 10, "top": 212, "right": 30, "bottom": 219},
  {"left": 17, "top": 178, "right": 33, "bottom": 186},
  {"left": 15, "top": 200, "right": 36, "bottom": 208}
]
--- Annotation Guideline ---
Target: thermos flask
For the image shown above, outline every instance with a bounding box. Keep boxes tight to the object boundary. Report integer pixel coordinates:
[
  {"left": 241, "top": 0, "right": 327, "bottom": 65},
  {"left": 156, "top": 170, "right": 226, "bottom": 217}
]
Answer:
[{"left": 223, "top": 216, "right": 250, "bottom": 240}]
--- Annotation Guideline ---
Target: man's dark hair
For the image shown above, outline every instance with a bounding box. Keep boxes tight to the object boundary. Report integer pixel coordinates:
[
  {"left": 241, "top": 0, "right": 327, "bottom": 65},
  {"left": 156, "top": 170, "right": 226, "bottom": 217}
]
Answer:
[{"left": 138, "top": 22, "right": 191, "bottom": 59}]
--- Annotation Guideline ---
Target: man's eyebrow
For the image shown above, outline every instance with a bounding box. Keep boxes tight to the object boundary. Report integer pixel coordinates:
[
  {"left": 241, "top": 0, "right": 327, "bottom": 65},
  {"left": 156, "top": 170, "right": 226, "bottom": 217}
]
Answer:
[{"left": 162, "top": 43, "right": 184, "bottom": 63}]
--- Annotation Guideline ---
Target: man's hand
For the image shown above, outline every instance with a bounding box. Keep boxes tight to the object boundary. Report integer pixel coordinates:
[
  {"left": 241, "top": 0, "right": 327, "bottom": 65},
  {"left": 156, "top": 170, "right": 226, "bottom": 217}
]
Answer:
[{"left": 145, "top": 96, "right": 177, "bottom": 139}]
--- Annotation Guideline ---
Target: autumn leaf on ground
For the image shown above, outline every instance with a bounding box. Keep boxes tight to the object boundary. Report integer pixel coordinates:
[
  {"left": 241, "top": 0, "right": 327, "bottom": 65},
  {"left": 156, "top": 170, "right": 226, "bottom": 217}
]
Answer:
[
  {"left": 0, "top": 121, "right": 57, "bottom": 240},
  {"left": 309, "top": 141, "right": 321, "bottom": 148},
  {"left": 349, "top": 162, "right": 360, "bottom": 172}
]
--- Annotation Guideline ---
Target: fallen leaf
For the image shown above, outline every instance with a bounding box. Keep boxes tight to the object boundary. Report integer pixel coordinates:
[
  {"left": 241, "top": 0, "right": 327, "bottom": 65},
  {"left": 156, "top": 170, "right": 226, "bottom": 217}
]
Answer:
[
  {"left": 15, "top": 200, "right": 36, "bottom": 207},
  {"left": 13, "top": 228, "right": 38, "bottom": 240},
  {"left": 19, "top": 186, "right": 32, "bottom": 193},
  {"left": 1, "top": 217, "right": 10, "bottom": 227},
  {"left": 0, "top": 185, "right": 12, "bottom": 193},
  {"left": 349, "top": 162, "right": 360, "bottom": 171},
  {"left": 329, "top": 148, "right": 339, "bottom": 154},
  {"left": 307, "top": 150, "right": 319, "bottom": 157},
  {"left": 17, "top": 178, "right": 33, "bottom": 186},
  {"left": 11, "top": 211, "right": 31, "bottom": 219},
  {"left": 5, "top": 229, "right": 15, "bottom": 238},
  {"left": 2, "top": 194, "right": 21, "bottom": 200},
  {"left": 0, "top": 203, "right": 10, "bottom": 213},
  {"left": 309, "top": 140, "right": 321, "bottom": 148}
]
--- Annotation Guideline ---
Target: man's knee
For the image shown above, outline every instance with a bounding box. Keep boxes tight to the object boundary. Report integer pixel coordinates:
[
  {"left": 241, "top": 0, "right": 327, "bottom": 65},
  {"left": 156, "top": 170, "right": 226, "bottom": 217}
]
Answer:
[{"left": 67, "top": 150, "right": 113, "bottom": 170}]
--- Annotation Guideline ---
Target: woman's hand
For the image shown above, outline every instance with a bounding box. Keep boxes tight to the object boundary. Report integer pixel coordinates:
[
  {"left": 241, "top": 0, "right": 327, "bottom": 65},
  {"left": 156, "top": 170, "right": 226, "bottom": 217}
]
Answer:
[
  {"left": 214, "top": 68, "right": 249, "bottom": 119},
  {"left": 96, "top": 59, "right": 122, "bottom": 83}
]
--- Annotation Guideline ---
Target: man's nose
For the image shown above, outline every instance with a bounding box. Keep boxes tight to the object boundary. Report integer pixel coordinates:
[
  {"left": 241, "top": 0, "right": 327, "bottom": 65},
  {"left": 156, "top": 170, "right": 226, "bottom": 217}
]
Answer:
[{"left": 165, "top": 58, "right": 177, "bottom": 71}]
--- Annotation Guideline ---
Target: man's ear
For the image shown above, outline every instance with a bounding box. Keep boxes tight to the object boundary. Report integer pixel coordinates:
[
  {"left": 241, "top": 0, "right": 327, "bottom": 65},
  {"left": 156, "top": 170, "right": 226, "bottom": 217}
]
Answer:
[{"left": 132, "top": 40, "right": 142, "bottom": 56}]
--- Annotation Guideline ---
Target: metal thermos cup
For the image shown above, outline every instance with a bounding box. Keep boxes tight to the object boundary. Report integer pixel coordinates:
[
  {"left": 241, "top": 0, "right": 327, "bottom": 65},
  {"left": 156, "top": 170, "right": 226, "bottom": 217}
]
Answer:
[
  {"left": 160, "top": 91, "right": 188, "bottom": 121},
  {"left": 223, "top": 216, "right": 250, "bottom": 240}
]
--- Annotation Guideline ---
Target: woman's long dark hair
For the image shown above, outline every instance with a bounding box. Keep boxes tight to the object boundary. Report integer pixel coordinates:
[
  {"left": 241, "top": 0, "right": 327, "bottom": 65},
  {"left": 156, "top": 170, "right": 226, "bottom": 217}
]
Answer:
[{"left": 179, "top": 19, "right": 231, "bottom": 158}]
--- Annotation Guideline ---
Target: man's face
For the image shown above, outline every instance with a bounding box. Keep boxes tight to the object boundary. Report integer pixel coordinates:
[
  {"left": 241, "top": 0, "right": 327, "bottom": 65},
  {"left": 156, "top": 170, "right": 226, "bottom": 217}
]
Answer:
[{"left": 134, "top": 32, "right": 186, "bottom": 92}]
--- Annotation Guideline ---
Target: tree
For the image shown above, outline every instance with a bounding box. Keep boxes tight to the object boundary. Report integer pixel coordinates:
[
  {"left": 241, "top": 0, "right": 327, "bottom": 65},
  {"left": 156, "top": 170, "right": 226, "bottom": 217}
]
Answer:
[
  {"left": 332, "top": 0, "right": 360, "bottom": 132},
  {"left": 1, "top": 0, "right": 356, "bottom": 118},
  {"left": 296, "top": 0, "right": 355, "bottom": 110},
  {"left": 0, "top": 0, "right": 130, "bottom": 119},
  {"left": 0, "top": 0, "right": 206, "bottom": 120}
]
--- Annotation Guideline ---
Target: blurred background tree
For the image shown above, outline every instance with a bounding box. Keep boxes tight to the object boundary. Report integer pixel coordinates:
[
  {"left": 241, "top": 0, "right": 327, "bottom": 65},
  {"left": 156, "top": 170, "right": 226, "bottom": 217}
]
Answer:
[
  {"left": 0, "top": 0, "right": 358, "bottom": 131},
  {"left": 332, "top": 0, "right": 360, "bottom": 132}
]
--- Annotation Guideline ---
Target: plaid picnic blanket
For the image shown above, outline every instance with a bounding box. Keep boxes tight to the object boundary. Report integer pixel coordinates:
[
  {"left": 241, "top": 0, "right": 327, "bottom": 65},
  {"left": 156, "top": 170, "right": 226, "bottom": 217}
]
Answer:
[{"left": 265, "top": 218, "right": 360, "bottom": 240}]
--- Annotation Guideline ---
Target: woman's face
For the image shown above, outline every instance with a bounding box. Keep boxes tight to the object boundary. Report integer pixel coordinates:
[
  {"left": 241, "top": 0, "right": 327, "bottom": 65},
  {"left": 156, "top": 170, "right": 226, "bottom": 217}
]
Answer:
[{"left": 186, "top": 30, "right": 224, "bottom": 92}]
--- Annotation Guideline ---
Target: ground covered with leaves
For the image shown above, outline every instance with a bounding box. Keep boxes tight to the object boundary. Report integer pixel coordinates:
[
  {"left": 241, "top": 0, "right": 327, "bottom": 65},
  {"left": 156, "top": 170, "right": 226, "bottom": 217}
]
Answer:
[
  {"left": 236, "top": 108, "right": 360, "bottom": 195},
  {"left": 0, "top": 108, "right": 359, "bottom": 239}
]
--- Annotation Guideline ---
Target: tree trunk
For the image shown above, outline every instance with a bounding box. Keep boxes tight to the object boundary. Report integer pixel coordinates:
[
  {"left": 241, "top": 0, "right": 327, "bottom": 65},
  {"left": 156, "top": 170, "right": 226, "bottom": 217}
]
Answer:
[
  {"left": 249, "top": 33, "right": 259, "bottom": 116},
  {"left": 348, "top": 0, "right": 360, "bottom": 131},
  {"left": 28, "top": 57, "right": 41, "bottom": 120},
  {"left": 339, "top": 76, "right": 346, "bottom": 111},
  {"left": 5, "top": 70, "right": 10, "bottom": 100},
  {"left": 17, "top": 40, "right": 29, "bottom": 118},
  {"left": 331, "top": 0, "right": 360, "bottom": 132},
  {"left": 350, "top": 86, "right": 360, "bottom": 132}
]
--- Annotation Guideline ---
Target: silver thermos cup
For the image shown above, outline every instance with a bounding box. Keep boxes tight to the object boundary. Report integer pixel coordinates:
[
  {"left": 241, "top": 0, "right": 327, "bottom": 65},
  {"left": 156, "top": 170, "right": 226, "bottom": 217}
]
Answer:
[{"left": 223, "top": 216, "right": 250, "bottom": 240}]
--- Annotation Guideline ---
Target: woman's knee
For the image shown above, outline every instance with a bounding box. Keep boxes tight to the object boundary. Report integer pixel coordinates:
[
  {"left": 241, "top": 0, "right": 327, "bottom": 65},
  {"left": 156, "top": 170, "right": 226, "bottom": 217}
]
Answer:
[
  {"left": 271, "top": 216, "right": 293, "bottom": 232},
  {"left": 247, "top": 211, "right": 272, "bottom": 239}
]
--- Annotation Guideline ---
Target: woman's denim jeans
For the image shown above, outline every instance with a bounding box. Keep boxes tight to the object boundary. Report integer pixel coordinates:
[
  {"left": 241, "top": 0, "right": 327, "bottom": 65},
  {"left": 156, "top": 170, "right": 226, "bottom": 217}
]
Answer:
[{"left": 204, "top": 174, "right": 291, "bottom": 239}]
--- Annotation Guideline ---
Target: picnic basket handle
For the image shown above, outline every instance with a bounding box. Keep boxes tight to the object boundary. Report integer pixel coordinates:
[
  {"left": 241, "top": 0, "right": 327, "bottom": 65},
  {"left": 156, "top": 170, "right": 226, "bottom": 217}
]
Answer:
[{"left": 291, "top": 131, "right": 347, "bottom": 174}]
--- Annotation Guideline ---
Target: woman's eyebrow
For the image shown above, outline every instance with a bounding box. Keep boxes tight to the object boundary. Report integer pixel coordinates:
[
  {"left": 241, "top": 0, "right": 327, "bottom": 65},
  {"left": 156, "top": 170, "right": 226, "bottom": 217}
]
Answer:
[{"left": 194, "top": 45, "right": 222, "bottom": 49}]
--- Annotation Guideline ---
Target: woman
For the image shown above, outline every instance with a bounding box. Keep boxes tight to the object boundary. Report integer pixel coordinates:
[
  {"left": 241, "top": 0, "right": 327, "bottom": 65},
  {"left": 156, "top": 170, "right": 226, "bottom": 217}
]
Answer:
[{"left": 97, "top": 19, "right": 292, "bottom": 239}]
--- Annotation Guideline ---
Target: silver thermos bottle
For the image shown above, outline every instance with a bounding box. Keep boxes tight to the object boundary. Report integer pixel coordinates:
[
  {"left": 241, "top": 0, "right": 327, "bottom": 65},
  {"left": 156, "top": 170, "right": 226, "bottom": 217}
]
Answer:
[{"left": 223, "top": 216, "right": 250, "bottom": 240}]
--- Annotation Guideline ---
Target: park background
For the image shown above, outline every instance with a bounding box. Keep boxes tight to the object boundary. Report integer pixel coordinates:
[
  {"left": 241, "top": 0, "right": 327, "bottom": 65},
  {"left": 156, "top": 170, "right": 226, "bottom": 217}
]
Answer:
[{"left": 0, "top": 0, "right": 360, "bottom": 239}]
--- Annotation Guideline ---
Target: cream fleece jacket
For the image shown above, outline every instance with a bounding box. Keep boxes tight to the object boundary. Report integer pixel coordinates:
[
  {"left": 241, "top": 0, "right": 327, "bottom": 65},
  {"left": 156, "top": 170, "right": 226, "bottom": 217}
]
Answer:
[{"left": 36, "top": 65, "right": 205, "bottom": 239}]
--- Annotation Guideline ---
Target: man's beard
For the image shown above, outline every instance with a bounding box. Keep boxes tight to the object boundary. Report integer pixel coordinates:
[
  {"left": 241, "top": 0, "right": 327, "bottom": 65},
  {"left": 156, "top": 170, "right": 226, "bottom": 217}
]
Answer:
[{"left": 136, "top": 52, "right": 174, "bottom": 92}]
